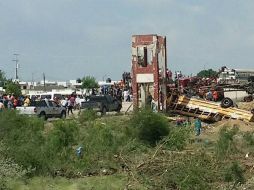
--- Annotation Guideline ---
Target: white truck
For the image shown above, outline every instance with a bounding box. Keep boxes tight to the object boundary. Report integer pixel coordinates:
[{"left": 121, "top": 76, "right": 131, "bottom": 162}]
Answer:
[{"left": 16, "top": 99, "right": 66, "bottom": 120}]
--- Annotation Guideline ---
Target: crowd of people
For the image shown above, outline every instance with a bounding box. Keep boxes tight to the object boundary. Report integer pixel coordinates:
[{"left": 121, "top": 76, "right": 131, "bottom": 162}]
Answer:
[
  {"left": 0, "top": 72, "right": 133, "bottom": 113},
  {"left": 99, "top": 82, "right": 132, "bottom": 102},
  {"left": 0, "top": 86, "right": 133, "bottom": 114},
  {"left": 59, "top": 94, "right": 82, "bottom": 115},
  {"left": 0, "top": 94, "right": 24, "bottom": 111},
  {"left": 202, "top": 89, "right": 219, "bottom": 101},
  {"left": 175, "top": 75, "right": 223, "bottom": 102},
  {"left": 0, "top": 93, "right": 82, "bottom": 115}
]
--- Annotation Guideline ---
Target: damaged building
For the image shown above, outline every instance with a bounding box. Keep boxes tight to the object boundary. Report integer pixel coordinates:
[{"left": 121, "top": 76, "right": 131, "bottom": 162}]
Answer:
[{"left": 131, "top": 34, "right": 167, "bottom": 111}]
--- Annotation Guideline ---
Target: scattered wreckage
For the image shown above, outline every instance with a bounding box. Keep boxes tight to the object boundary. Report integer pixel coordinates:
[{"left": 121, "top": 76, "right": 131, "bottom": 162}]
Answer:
[
  {"left": 167, "top": 91, "right": 254, "bottom": 122},
  {"left": 170, "top": 77, "right": 254, "bottom": 122},
  {"left": 130, "top": 34, "right": 254, "bottom": 122}
]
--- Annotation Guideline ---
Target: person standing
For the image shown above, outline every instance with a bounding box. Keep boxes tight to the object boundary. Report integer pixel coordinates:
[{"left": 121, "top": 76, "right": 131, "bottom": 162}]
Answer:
[
  {"left": 67, "top": 97, "right": 74, "bottom": 115},
  {"left": 206, "top": 90, "right": 213, "bottom": 101},
  {"left": 61, "top": 97, "right": 68, "bottom": 108},
  {"left": 3, "top": 95, "right": 8, "bottom": 108},
  {"left": 123, "top": 89, "right": 129, "bottom": 102},
  {"left": 75, "top": 95, "right": 81, "bottom": 110},
  {"left": 146, "top": 92, "right": 153, "bottom": 108},
  {"left": 24, "top": 96, "right": 30, "bottom": 107},
  {"left": 13, "top": 97, "right": 18, "bottom": 109},
  {"left": 212, "top": 90, "right": 218, "bottom": 102},
  {"left": 7, "top": 99, "right": 13, "bottom": 109},
  {"left": 0, "top": 100, "right": 4, "bottom": 112},
  {"left": 194, "top": 117, "right": 202, "bottom": 136},
  {"left": 151, "top": 98, "right": 158, "bottom": 112}
]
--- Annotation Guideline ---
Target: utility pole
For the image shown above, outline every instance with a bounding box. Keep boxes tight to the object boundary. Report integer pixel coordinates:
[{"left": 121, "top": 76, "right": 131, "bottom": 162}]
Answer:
[
  {"left": 12, "top": 54, "right": 19, "bottom": 81},
  {"left": 32, "top": 72, "right": 34, "bottom": 86},
  {"left": 43, "top": 72, "right": 46, "bottom": 92}
]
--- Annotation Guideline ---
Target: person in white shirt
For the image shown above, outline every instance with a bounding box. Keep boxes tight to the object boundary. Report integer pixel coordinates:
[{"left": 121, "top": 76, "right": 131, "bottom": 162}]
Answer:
[
  {"left": 123, "top": 89, "right": 129, "bottom": 102},
  {"left": 151, "top": 98, "right": 158, "bottom": 112},
  {"left": 61, "top": 97, "right": 68, "bottom": 108},
  {"left": 75, "top": 96, "right": 81, "bottom": 110}
]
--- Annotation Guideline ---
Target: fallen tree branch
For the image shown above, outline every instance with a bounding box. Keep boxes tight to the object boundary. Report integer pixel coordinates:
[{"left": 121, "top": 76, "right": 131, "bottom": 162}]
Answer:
[{"left": 119, "top": 149, "right": 140, "bottom": 185}]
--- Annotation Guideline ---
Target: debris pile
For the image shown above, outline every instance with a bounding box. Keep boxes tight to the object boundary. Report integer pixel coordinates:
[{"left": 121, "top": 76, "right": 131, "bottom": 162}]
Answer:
[
  {"left": 168, "top": 94, "right": 254, "bottom": 122},
  {"left": 238, "top": 101, "right": 254, "bottom": 112}
]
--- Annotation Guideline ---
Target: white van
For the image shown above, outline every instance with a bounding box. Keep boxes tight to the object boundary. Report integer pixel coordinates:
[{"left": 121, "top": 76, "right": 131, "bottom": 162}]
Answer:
[
  {"left": 40, "top": 92, "right": 63, "bottom": 100},
  {"left": 27, "top": 92, "right": 63, "bottom": 101}
]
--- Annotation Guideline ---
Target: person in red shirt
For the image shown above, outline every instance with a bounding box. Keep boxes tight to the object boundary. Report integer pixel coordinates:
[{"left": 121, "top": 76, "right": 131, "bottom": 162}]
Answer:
[
  {"left": 67, "top": 95, "right": 75, "bottom": 115},
  {"left": 13, "top": 97, "right": 18, "bottom": 109},
  {"left": 213, "top": 90, "right": 218, "bottom": 102}
]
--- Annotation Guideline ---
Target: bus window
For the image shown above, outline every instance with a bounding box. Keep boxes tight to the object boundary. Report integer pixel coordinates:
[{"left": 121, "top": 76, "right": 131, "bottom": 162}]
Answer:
[
  {"left": 41, "top": 95, "right": 52, "bottom": 100},
  {"left": 54, "top": 94, "right": 63, "bottom": 100}
]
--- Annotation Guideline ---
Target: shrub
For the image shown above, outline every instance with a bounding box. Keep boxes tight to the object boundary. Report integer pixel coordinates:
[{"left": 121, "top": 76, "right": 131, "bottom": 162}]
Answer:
[
  {"left": 243, "top": 132, "right": 254, "bottom": 146},
  {"left": 79, "top": 109, "right": 98, "bottom": 123},
  {"left": 0, "top": 143, "right": 29, "bottom": 190},
  {"left": 224, "top": 161, "right": 245, "bottom": 186},
  {"left": 165, "top": 126, "right": 191, "bottom": 151},
  {"left": 0, "top": 111, "right": 80, "bottom": 175},
  {"left": 0, "top": 111, "right": 47, "bottom": 174},
  {"left": 44, "top": 120, "right": 79, "bottom": 172},
  {"left": 0, "top": 111, "right": 139, "bottom": 176},
  {"left": 216, "top": 126, "right": 239, "bottom": 159},
  {"left": 160, "top": 152, "right": 217, "bottom": 190},
  {"left": 47, "top": 120, "right": 78, "bottom": 149},
  {"left": 71, "top": 123, "right": 118, "bottom": 173},
  {"left": 129, "top": 109, "right": 169, "bottom": 146},
  {"left": 0, "top": 110, "right": 32, "bottom": 140},
  {"left": 82, "top": 125, "right": 116, "bottom": 153},
  {"left": 0, "top": 158, "right": 29, "bottom": 188},
  {"left": 73, "top": 117, "right": 148, "bottom": 175}
]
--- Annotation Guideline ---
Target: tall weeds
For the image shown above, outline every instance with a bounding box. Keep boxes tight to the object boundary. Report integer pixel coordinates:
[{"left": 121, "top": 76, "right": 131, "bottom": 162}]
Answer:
[{"left": 129, "top": 108, "right": 169, "bottom": 146}]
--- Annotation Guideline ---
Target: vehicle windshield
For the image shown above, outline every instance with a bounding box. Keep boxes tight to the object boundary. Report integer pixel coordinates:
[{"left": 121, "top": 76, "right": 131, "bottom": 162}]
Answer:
[{"left": 30, "top": 101, "right": 47, "bottom": 107}]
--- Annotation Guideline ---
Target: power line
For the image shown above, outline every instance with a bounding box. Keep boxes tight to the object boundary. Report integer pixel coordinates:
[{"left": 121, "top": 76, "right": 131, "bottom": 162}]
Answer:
[{"left": 43, "top": 72, "right": 46, "bottom": 92}]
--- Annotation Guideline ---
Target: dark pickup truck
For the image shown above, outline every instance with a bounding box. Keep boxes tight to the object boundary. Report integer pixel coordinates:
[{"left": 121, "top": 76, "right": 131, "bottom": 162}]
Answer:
[{"left": 80, "top": 95, "right": 122, "bottom": 115}]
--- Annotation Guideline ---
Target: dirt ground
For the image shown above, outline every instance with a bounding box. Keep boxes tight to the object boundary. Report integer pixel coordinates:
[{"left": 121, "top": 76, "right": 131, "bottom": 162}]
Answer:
[
  {"left": 207, "top": 119, "right": 254, "bottom": 133},
  {"left": 197, "top": 101, "right": 254, "bottom": 142},
  {"left": 238, "top": 101, "right": 254, "bottom": 111}
]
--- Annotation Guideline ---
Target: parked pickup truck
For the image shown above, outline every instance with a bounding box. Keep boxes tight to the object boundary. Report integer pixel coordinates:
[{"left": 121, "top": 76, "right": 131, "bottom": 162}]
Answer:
[
  {"left": 16, "top": 99, "right": 66, "bottom": 120},
  {"left": 80, "top": 95, "right": 122, "bottom": 115}
]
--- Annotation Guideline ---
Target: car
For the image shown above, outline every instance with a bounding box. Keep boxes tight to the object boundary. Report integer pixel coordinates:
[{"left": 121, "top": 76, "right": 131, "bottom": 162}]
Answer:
[
  {"left": 16, "top": 99, "right": 66, "bottom": 120},
  {"left": 80, "top": 95, "right": 122, "bottom": 115}
]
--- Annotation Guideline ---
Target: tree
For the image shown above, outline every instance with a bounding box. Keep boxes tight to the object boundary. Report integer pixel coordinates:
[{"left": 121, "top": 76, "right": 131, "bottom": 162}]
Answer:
[
  {"left": 81, "top": 76, "right": 99, "bottom": 90},
  {"left": 5, "top": 81, "right": 22, "bottom": 97},
  {"left": 76, "top": 78, "right": 82, "bottom": 83},
  {"left": 106, "top": 78, "right": 111, "bottom": 83},
  {"left": 197, "top": 69, "right": 217, "bottom": 78}
]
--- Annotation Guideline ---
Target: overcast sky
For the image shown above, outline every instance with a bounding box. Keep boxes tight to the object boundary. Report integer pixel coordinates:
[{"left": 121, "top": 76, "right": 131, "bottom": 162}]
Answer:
[{"left": 1, "top": 0, "right": 254, "bottom": 81}]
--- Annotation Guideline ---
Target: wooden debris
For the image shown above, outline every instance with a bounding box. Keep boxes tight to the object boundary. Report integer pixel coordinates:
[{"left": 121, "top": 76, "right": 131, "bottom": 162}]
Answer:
[{"left": 168, "top": 95, "right": 254, "bottom": 122}]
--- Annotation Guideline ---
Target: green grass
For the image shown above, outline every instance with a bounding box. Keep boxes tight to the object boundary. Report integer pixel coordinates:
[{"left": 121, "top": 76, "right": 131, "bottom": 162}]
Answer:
[
  {"left": 7, "top": 174, "right": 139, "bottom": 190},
  {"left": 2, "top": 110, "right": 254, "bottom": 189}
]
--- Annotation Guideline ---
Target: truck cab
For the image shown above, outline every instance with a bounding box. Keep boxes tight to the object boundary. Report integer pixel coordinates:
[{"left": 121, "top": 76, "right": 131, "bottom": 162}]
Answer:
[{"left": 81, "top": 95, "right": 122, "bottom": 115}]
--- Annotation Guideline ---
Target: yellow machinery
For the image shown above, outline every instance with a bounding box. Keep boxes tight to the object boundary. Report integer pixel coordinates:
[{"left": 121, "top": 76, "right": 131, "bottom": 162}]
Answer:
[{"left": 167, "top": 92, "right": 254, "bottom": 122}]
